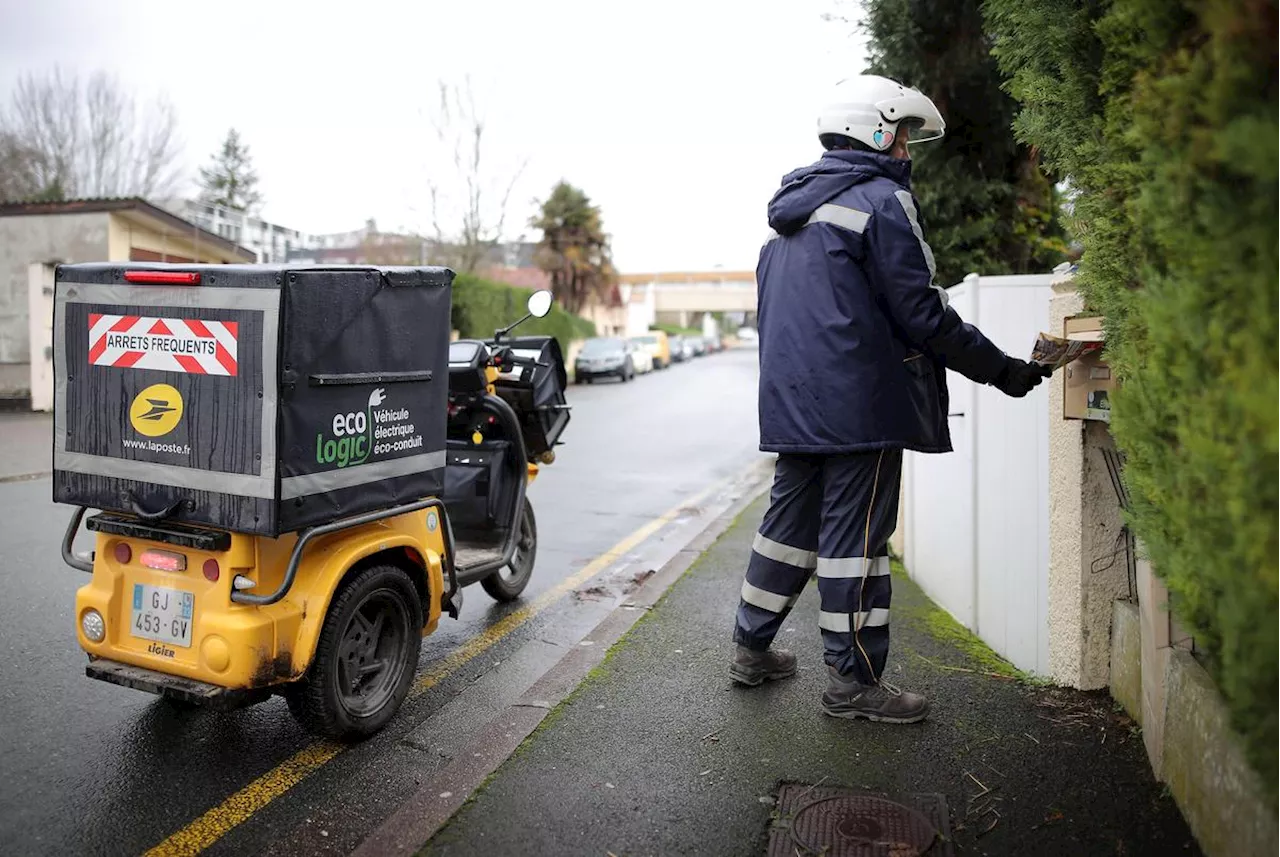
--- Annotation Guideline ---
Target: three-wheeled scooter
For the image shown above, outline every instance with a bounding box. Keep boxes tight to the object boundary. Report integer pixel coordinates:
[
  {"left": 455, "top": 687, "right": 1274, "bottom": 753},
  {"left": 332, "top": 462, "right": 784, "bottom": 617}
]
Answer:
[{"left": 54, "top": 263, "right": 569, "bottom": 739}]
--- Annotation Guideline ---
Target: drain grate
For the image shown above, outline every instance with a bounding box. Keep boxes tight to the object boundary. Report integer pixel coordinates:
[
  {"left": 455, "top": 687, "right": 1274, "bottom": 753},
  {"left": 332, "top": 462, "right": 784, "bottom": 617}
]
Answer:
[{"left": 768, "top": 784, "right": 953, "bottom": 857}]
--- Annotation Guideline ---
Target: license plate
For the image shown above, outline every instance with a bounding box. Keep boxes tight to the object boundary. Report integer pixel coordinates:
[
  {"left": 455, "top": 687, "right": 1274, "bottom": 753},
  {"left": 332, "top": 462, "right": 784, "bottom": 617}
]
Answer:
[{"left": 131, "top": 584, "right": 194, "bottom": 647}]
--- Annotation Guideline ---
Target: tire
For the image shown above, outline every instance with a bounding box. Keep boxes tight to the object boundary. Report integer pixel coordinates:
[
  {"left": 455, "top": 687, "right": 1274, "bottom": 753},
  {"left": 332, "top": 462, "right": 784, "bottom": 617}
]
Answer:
[
  {"left": 286, "top": 564, "right": 422, "bottom": 740},
  {"left": 481, "top": 499, "right": 537, "bottom": 602}
]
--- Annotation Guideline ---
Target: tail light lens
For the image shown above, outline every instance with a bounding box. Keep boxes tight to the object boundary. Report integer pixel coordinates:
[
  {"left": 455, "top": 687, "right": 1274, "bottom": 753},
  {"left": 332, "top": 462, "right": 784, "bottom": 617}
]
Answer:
[
  {"left": 113, "top": 542, "right": 132, "bottom": 564},
  {"left": 123, "top": 270, "right": 201, "bottom": 285},
  {"left": 139, "top": 549, "right": 187, "bottom": 572},
  {"left": 203, "top": 559, "right": 220, "bottom": 582}
]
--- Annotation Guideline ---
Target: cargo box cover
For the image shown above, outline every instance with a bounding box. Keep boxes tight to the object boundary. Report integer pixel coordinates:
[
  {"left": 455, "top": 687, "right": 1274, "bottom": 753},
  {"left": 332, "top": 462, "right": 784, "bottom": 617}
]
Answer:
[{"left": 53, "top": 264, "right": 453, "bottom": 536}]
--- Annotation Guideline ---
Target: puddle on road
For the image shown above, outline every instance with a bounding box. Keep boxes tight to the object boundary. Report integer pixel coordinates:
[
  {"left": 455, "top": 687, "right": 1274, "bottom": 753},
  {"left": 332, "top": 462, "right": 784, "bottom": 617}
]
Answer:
[{"left": 572, "top": 562, "right": 657, "bottom": 603}]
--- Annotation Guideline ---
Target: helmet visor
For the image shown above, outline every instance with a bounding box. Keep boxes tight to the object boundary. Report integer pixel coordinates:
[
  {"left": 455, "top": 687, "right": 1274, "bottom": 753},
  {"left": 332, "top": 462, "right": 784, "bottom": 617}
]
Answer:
[{"left": 901, "top": 117, "right": 943, "bottom": 146}]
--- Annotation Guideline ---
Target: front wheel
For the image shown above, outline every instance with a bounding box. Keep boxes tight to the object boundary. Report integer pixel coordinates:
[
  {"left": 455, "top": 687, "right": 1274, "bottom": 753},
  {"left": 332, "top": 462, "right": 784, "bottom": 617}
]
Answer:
[
  {"left": 286, "top": 564, "right": 422, "bottom": 740},
  {"left": 481, "top": 499, "right": 537, "bottom": 602}
]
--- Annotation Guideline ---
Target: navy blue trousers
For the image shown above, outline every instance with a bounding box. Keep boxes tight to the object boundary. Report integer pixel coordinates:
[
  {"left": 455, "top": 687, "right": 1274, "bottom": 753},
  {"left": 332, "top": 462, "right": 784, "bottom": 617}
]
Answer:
[{"left": 733, "top": 450, "right": 903, "bottom": 685}]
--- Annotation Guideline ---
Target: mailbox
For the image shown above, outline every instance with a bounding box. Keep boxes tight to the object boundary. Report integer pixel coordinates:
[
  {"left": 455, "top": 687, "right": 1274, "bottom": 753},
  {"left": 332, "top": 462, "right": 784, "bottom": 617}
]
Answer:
[{"left": 1062, "top": 315, "right": 1114, "bottom": 422}]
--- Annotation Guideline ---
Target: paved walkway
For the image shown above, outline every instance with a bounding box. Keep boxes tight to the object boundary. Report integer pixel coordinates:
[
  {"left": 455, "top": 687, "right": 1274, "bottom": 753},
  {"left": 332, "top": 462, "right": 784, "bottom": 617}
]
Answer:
[
  {"left": 0, "top": 412, "right": 51, "bottom": 481},
  {"left": 423, "top": 494, "right": 1199, "bottom": 856}
]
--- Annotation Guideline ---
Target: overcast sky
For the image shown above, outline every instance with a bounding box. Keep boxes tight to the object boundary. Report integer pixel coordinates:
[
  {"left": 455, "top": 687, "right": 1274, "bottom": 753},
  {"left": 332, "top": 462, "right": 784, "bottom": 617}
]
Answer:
[{"left": 0, "top": 0, "right": 867, "bottom": 272}]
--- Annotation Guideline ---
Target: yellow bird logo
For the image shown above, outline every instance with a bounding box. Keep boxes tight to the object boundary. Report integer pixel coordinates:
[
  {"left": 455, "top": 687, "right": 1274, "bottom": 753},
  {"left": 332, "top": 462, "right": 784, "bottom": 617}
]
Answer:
[{"left": 129, "top": 384, "right": 184, "bottom": 437}]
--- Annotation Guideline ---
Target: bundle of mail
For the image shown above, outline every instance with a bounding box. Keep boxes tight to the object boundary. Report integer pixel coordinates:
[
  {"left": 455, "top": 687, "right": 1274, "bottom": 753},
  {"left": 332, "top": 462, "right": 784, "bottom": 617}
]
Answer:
[{"left": 1030, "top": 332, "right": 1104, "bottom": 370}]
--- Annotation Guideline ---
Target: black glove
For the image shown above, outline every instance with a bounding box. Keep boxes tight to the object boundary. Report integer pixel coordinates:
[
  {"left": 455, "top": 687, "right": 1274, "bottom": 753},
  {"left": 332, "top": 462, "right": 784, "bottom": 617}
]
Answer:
[{"left": 993, "top": 357, "right": 1053, "bottom": 398}]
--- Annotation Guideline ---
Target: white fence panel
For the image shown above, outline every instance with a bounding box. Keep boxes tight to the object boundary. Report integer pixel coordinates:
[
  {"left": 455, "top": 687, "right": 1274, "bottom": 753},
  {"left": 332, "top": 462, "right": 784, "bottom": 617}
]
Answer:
[{"left": 903, "top": 273, "right": 1052, "bottom": 674}]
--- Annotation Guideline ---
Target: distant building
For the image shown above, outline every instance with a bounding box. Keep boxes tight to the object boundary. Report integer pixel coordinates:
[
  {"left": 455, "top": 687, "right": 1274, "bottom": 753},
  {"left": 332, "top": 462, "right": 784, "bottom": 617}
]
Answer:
[
  {"left": 619, "top": 270, "right": 756, "bottom": 332},
  {"left": 176, "top": 202, "right": 560, "bottom": 293},
  {"left": 173, "top": 200, "right": 315, "bottom": 264},
  {"left": 0, "top": 197, "right": 253, "bottom": 405},
  {"left": 289, "top": 223, "right": 544, "bottom": 277},
  {"left": 479, "top": 264, "right": 550, "bottom": 291},
  {"left": 286, "top": 219, "right": 429, "bottom": 266}
]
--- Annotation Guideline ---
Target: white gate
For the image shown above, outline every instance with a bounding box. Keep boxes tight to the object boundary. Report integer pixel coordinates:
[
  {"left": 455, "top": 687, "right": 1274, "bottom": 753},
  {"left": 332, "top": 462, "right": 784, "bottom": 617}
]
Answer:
[{"left": 903, "top": 273, "right": 1052, "bottom": 675}]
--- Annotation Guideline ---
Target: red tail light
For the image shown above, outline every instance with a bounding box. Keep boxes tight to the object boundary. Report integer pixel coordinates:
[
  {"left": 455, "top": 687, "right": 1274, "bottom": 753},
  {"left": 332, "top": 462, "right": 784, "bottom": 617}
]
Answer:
[
  {"left": 124, "top": 270, "right": 201, "bottom": 285},
  {"left": 203, "top": 559, "right": 220, "bottom": 582},
  {"left": 140, "top": 549, "right": 187, "bottom": 572},
  {"left": 113, "top": 542, "right": 132, "bottom": 564}
]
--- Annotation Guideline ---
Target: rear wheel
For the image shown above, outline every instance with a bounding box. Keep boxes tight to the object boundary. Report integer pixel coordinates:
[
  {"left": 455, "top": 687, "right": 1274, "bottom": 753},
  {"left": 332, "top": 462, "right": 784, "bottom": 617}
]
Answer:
[
  {"left": 481, "top": 499, "right": 537, "bottom": 602},
  {"left": 286, "top": 564, "right": 422, "bottom": 740}
]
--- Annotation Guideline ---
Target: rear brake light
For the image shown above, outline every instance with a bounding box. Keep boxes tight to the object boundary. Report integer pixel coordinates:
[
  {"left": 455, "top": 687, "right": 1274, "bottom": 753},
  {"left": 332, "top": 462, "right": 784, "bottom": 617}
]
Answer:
[
  {"left": 140, "top": 549, "right": 187, "bottom": 572},
  {"left": 123, "top": 270, "right": 201, "bottom": 285}
]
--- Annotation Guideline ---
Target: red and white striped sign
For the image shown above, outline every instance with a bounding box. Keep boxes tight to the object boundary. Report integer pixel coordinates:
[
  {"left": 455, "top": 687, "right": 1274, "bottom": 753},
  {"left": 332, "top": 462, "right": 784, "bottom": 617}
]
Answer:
[{"left": 88, "top": 314, "right": 239, "bottom": 376}]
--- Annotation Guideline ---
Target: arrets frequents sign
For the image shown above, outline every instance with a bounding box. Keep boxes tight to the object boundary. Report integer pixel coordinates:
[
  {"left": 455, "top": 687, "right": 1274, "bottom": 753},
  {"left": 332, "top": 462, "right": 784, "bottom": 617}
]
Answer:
[{"left": 88, "top": 314, "right": 239, "bottom": 376}]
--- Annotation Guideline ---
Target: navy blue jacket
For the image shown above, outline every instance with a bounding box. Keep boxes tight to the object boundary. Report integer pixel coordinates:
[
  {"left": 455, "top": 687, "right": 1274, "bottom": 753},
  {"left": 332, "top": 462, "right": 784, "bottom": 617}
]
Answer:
[{"left": 756, "top": 150, "right": 1008, "bottom": 454}]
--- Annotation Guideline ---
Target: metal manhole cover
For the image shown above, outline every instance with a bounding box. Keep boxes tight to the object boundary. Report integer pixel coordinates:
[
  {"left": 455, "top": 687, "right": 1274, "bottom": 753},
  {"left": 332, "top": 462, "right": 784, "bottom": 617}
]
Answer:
[{"left": 768, "top": 785, "right": 953, "bottom": 857}]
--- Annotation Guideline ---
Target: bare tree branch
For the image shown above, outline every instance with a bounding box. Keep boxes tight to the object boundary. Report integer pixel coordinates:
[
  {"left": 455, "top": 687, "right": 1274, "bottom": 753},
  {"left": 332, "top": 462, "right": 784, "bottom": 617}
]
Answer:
[
  {"left": 421, "top": 76, "right": 528, "bottom": 274},
  {"left": 0, "top": 67, "right": 183, "bottom": 201}
]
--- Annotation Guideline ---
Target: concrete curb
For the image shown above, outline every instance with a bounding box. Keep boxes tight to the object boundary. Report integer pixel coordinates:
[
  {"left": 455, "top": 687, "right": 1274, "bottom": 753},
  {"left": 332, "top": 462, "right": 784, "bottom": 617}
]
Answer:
[{"left": 350, "top": 465, "right": 771, "bottom": 856}]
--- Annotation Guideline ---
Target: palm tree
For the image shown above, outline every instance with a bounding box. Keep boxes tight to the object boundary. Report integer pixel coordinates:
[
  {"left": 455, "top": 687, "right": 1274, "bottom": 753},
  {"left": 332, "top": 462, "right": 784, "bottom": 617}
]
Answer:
[{"left": 530, "top": 182, "right": 617, "bottom": 315}]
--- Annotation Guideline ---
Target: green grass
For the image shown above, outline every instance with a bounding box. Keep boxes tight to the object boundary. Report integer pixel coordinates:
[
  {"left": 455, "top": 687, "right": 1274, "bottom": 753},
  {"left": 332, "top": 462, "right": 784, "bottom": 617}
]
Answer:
[
  {"left": 650, "top": 322, "right": 702, "bottom": 338},
  {"left": 890, "top": 559, "right": 1031, "bottom": 681}
]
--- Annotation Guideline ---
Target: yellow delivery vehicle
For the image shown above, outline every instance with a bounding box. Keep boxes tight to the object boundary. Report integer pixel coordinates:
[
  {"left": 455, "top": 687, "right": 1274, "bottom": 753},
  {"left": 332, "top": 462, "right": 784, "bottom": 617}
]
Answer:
[{"left": 55, "top": 263, "right": 569, "bottom": 739}]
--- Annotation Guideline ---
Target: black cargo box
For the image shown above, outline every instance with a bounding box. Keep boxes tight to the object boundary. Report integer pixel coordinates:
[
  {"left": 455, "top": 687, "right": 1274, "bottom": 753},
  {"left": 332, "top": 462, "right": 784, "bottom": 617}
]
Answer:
[
  {"left": 52, "top": 263, "right": 453, "bottom": 536},
  {"left": 492, "top": 335, "right": 569, "bottom": 458}
]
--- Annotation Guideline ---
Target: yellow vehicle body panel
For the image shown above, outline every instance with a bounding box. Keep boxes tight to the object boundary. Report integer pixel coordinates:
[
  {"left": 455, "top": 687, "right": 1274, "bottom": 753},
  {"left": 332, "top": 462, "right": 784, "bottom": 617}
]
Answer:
[
  {"left": 75, "top": 507, "right": 446, "bottom": 691},
  {"left": 639, "top": 330, "right": 671, "bottom": 366}
]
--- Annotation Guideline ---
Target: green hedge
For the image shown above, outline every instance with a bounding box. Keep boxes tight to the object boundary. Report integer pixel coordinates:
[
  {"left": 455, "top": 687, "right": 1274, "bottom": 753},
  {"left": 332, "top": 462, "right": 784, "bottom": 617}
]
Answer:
[
  {"left": 649, "top": 322, "right": 702, "bottom": 338},
  {"left": 987, "top": 0, "right": 1278, "bottom": 789},
  {"left": 450, "top": 274, "right": 596, "bottom": 352}
]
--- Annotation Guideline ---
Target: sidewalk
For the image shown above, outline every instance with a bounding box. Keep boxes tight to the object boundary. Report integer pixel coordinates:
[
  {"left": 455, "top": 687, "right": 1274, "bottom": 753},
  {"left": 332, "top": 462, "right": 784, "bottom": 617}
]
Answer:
[
  {"left": 422, "top": 494, "right": 1200, "bottom": 857},
  {"left": 0, "top": 412, "right": 51, "bottom": 481}
]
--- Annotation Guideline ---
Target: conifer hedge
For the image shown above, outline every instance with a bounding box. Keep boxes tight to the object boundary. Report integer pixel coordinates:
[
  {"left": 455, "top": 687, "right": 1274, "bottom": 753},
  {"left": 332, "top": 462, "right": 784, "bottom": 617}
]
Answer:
[{"left": 985, "top": 0, "right": 1277, "bottom": 788}]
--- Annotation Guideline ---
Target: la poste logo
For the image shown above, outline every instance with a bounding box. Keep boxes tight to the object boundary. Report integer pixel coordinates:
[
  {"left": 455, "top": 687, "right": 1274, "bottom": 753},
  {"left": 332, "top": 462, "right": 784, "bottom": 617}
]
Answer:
[{"left": 129, "top": 384, "right": 184, "bottom": 437}]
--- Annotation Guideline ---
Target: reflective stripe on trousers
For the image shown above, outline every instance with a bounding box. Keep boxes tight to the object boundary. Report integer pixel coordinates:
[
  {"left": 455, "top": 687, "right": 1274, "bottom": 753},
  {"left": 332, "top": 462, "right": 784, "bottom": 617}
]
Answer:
[{"left": 733, "top": 450, "right": 903, "bottom": 685}]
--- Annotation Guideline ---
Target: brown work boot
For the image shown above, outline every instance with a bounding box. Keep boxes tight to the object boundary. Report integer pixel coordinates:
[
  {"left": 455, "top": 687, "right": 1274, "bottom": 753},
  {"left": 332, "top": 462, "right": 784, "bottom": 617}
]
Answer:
[
  {"left": 821, "top": 666, "right": 930, "bottom": 723},
  {"left": 728, "top": 645, "right": 798, "bottom": 686}
]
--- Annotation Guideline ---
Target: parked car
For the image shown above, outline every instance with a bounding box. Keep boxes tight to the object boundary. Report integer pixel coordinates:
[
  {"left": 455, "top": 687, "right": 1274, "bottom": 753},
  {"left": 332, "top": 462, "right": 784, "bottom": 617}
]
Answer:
[
  {"left": 737, "top": 326, "right": 759, "bottom": 343},
  {"left": 630, "top": 331, "right": 671, "bottom": 369},
  {"left": 628, "top": 339, "right": 654, "bottom": 374},
  {"left": 704, "top": 334, "right": 723, "bottom": 353},
  {"left": 574, "top": 336, "right": 635, "bottom": 383},
  {"left": 668, "top": 335, "right": 688, "bottom": 363},
  {"left": 690, "top": 336, "right": 708, "bottom": 358}
]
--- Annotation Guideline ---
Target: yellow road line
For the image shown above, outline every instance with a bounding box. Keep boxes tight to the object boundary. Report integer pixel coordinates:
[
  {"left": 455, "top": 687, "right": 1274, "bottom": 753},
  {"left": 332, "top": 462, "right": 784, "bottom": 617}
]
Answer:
[
  {"left": 143, "top": 477, "right": 733, "bottom": 857},
  {"left": 143, "top": 742, "right": 343, "bottom": 857}
]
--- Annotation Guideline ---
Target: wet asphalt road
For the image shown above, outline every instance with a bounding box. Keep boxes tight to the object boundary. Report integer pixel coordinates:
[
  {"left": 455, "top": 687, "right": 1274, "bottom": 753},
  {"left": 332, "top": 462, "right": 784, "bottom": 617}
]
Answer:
[{"left": 0, "top": 346, "right": 768, "bottom": 857}]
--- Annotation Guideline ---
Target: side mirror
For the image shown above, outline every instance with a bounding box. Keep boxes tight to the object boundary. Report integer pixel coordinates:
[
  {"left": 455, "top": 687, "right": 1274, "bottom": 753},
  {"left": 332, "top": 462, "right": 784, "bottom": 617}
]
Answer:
[{"left": 528, "top": 290, "right": 553, "bottom": 319}]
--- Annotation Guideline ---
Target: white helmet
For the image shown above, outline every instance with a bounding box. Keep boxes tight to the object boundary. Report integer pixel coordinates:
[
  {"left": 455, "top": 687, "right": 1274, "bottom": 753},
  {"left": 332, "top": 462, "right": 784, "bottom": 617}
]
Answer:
[{"left": 817, "top": 74, "right": 945, "bottom": 152}]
